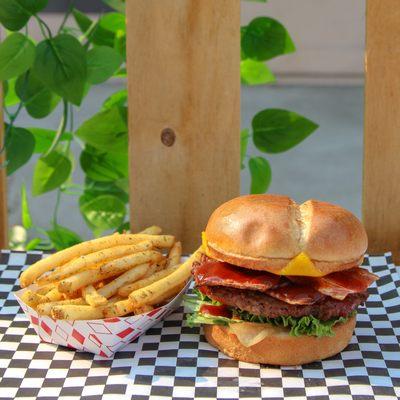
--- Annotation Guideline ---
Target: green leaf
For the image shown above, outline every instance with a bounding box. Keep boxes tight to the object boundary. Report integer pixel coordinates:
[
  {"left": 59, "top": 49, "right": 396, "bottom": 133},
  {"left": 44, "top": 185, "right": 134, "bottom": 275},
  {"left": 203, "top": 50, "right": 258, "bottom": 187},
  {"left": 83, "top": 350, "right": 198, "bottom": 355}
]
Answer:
[
  {"left": 33, "top": 34, "right": 87, "bottom": 106},
  {"left": 0, "top": 0, "right": 48, "bottom": 31},
  {"left": 72, "top": 8, "right": 115, "bottom": 47},
  {"left": 30, "top": 127, "right": 72, "bottom": 154},
  {"left": 47, "top": 224, "right": 82, "bottom": 251},
  {"left": 80, "top": 194, "right": 126, "bottom": 233},
  {"left": 115, "top": 221, "right": 130, "bottom": 233},
  {"left": 32, "top": 151, "right": 72, "bottom": 196},
  {"left": 241, "top": 59, "right": 275, "bottom": 85},
  {"left": 241, "top": 17, "right": 295, "bottom": 61},
  {"left": 252, "top": 108, "right": 318, "bottom": 153},
  {"left": 75, "top": 106, "right": 127, "bottom": 153},
  {"left": 249, "top": 156, "right": 271, "bottom": 194},
  {"left": 4, "top": 78, "right": 20, "bottom": 107},
  {"left": 87, "top": 46, "right": 122, "bottom": 84},
  {"left": 102, "top": 88, "right": 127, "bottom": 110},
  {"left": 21, "top": 183, "right": 32, "bottom": 229},
  {"left": 102, "top": 0, "right": 125, "bottom": 13},
  {"left": 5, "top": 126, "right": 35, "bottom": 175},
  {"left": 0, "top": 33, "right": 35, "bottom": 81},
  {"left": 80, "top": 145, "right": 128, "bottom": 182},
  {"left": 15, "top": 71, "right": 60, "bottom": 119},
  {"left": 26, "top": 237, "right": 42, "bottom": 251},
  {"left": 82, "top": 179, "right": 129, "bottom": 204},
  {"left": 99, "top": 12, "right": 126, "bottom": 33},
  {"left": 240, "top": 129, "right": 250, "bottom": 170},
  {"left": 114, "top": 31, "right": 126, "bottom": 59}
]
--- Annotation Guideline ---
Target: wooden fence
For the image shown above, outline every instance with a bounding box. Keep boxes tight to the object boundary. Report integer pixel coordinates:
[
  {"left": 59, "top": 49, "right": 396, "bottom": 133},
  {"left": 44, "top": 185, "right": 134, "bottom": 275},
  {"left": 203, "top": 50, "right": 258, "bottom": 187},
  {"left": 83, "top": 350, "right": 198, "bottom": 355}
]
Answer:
[{"left": 0, "top": 0, "right": 398, "bottom": 261}]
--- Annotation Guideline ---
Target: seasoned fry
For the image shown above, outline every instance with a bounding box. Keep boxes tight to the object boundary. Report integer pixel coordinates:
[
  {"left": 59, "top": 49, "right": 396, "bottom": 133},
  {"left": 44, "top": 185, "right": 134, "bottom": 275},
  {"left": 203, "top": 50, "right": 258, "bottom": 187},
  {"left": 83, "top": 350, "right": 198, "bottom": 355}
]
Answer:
[
  {"left": 37, "top": 242, "right": 154, "bottom": 284},
  {"left": 118, "top": 265, "right": 179, "bottom": 297},
  {"left": 133, "top": 305, "right": 154, "bottom": 314},
  {"left": 42, "top": 287, "right": 64, "bottom": 302},
  {"left": 51, "top": 304, "right": 105, "bottom": 320},
  {"left": 99, "top": 251, "right": 163, "bottom": 275},
  {"left": 82, "top": 285, "right": 108, "bottom": 306},
  {"left": 36, "top": 298, "right": 86, "bottom": 316},
  {"left": 139, "top": 226, "right": 162, "bottom": 235},
  {"left": 35, "top": 282, "right": 57, "bottom": 295},
  {"left": 20, "top": 290, "right": 44, "bottom": 309},
  {"left": 128, "top": 248, "right": 201, "bottom": 307},
  {"left": 97, "top": 263, "right": 149, "bottom": 299},
  {"left": 108, "top": 294, "right": 124, "bottom": 303},
  {"left": 58, "top": 251, "right": 163, "bottom": 294},
  {"left": 167, "top": 241, "right": 182, "bottom": 267},
  {"left": 20, "top": 233, "right": 174, "bottom": 287},
  {"left": 103, "top": 299, "right": 135, "bottom": 318}
]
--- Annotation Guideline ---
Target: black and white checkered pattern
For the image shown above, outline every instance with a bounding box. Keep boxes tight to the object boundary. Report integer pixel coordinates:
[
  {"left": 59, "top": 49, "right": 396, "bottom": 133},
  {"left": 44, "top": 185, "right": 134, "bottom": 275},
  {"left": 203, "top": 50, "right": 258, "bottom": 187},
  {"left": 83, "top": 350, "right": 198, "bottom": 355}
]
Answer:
[{"left": 0, "top": 250, "right": 399, "bottom": 400}]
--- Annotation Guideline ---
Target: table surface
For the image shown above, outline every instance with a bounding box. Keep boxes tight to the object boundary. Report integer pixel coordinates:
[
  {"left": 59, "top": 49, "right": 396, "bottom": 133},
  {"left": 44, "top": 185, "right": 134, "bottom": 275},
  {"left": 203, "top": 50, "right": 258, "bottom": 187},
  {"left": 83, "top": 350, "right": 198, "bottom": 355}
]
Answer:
[{"left": 0, "top": 250, "right": 399, "bottom": 400}]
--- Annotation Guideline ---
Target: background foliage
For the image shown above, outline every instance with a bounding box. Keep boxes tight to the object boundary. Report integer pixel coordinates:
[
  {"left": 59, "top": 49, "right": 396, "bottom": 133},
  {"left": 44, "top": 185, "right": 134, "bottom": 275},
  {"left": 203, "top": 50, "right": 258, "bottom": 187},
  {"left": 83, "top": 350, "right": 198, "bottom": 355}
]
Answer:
[{"left": 0, "top": 0, "right": 318, "bottom": 250}]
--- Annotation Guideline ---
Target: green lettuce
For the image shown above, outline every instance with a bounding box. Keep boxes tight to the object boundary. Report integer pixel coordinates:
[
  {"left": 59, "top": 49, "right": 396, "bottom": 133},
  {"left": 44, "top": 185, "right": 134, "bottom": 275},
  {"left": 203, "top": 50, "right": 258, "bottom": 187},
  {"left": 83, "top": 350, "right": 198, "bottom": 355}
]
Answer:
[{"left": 184, "top": 289, "right": 355, "bottom": 338}]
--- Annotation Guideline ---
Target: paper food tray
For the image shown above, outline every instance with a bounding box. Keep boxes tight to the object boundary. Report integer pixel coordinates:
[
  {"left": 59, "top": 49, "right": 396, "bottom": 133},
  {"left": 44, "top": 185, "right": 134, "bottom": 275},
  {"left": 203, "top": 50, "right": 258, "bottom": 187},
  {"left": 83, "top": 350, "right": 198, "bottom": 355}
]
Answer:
[{"left": 14, "top": 279, "right": 191, "bottom": 357}]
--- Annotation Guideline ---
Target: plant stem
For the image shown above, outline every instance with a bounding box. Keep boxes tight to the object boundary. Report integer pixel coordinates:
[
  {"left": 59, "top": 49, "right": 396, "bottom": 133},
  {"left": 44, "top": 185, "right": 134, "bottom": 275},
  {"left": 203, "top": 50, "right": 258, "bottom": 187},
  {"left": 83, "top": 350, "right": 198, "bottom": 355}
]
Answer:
[
  {"left": 58, "top": 0, "right": 75, "bottom": 34},
  {"left": 35, "top": 16, "right": 53, "bottom": 39},
  {"left": 52, "top": 189, "right": 62, "bottom": 228},
  {"left": 44, "top": 100, "right": 69, "bottom": 157},
  {"left": 0, "top": 100, "right": 25, "bottom": 159}
]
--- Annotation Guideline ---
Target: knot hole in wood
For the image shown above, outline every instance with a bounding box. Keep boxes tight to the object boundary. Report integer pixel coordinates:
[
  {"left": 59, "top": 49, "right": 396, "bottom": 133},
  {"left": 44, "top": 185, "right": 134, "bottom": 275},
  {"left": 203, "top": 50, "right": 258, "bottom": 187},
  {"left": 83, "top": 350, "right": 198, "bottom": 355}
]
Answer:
[{"left": 161, "top": 128, "right": 176, "bottom": 147}]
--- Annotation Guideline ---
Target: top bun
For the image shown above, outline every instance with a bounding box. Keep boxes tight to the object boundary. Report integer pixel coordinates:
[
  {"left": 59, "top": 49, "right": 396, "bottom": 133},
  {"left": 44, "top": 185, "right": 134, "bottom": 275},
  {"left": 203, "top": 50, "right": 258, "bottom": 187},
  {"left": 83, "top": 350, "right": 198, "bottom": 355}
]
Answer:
[{"left": 205, "top": 194, "right": 367, "bottom": 276}]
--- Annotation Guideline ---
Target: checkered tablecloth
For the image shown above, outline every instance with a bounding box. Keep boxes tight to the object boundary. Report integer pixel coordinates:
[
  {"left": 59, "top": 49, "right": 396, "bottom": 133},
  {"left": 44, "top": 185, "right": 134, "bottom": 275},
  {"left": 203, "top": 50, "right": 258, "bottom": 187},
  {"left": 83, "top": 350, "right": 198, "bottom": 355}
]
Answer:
[{"left": 0, "top": 250, "right": 399, "bottom": 400}]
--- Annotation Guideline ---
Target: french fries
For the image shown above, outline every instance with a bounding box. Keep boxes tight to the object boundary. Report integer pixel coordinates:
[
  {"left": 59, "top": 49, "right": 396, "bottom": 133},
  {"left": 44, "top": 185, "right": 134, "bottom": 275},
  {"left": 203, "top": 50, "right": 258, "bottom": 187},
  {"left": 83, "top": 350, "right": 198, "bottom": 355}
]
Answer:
[
  {"left": 118, "top": 265, "right": 179, "bottom": 297},
  {"left": 36, "top": 298, "right": 86, "bottom": 316},
  {"left": 82, "top": 285, "right": 108, "bottom": 306},
  {"left": 18, "top": 227, "right": 196, "bottom": 321},
  {"left": 97, "top": 263, "right": 149, "bottom": 299},
  {"left": 20, "top": 232, "right": 175, "bottom": 287},
  {"left": 37, "top": 242, "right": 154, "bottom": 284},
  {"left": 139, "top": 226, "right": 162, "bottom": 235},
  {"left": 167, "top": 241, "right": 182, "bottom": 267},
  {"left": 51, "top": 304, "right": 105, "bottom": 320},
  {"left": 129, "top": 248, "right": 201, "bottom": 307}
]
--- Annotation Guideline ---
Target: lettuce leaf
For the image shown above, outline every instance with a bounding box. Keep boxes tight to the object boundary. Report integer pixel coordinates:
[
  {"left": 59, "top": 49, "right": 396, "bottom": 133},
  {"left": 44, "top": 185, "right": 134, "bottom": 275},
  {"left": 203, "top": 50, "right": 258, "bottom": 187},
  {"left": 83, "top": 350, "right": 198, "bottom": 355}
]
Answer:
[{"left": 184, "top": 289, "right": 355, "bottom": 338}]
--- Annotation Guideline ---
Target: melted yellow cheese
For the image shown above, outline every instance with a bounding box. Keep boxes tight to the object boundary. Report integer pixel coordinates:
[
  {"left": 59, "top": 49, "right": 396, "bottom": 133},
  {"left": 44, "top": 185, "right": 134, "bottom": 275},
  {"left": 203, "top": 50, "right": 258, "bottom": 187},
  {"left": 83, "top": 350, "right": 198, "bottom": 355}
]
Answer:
[
  {"left": 201, "top": 231, "right": 210, "bottom": 256},
  {"left": 228, "top": 323, "right": 285, "bottom": 347},
  {"left": 279, "top": 252, "right": 323, "bottom": 277}
]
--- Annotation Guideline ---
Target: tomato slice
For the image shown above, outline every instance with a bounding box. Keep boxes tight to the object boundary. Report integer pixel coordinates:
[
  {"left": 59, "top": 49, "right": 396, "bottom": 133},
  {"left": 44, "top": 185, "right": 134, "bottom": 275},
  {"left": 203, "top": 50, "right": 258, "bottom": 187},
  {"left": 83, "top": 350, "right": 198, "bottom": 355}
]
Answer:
[{"left": 200, "top": 304, "right": 232, "bottom": 319}]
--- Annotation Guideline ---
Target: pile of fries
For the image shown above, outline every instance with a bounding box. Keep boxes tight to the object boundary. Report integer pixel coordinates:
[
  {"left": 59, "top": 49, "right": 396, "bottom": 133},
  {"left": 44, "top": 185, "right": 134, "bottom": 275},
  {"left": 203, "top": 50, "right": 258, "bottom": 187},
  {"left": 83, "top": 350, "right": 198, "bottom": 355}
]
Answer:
[{"left": 18, "top": 226, "right": 200, "bottom": 320}]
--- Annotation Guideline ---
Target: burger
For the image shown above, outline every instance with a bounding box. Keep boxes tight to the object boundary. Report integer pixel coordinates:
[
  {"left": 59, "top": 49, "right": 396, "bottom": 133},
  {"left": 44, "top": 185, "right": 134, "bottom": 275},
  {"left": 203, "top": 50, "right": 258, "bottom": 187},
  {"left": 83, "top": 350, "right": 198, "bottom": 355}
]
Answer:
[{"left": 185, "top": 194, "right": 378, "bottom": 365}]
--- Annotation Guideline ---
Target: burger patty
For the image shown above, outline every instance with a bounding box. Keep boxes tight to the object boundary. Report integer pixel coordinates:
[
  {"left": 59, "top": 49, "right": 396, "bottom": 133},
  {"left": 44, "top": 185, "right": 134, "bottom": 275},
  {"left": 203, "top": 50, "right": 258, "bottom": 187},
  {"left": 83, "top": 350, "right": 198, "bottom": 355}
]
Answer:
[{"left": 205, "top": 285, "right": 368, "bottom": 321}]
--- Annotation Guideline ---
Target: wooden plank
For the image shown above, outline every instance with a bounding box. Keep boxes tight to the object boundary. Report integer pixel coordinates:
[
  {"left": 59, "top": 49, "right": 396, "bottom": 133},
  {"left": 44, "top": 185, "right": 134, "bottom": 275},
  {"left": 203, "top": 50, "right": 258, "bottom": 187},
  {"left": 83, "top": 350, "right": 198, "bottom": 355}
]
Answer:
[
  {"left": 126, "top": 0, "right": 240, "bottom": 252},
  {"left": 0, "top": 85, "right": 7, "bottom": 249},
  {"left": 363, "top": 0, "right": 400, "bottom": 263}
]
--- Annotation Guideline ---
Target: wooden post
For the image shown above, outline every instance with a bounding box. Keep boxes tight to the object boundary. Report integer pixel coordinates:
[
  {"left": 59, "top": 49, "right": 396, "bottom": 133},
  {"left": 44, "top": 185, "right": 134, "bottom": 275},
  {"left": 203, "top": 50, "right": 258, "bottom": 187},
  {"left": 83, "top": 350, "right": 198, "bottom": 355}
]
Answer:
[
  {"left": 363, "top": 0, "right": 400, "bottom": 262},
  {"left": 126, "top": 0, "right": 240, "bottom": 252},
  {"left": 0, "top": 86, "right": 7, "bottom": 249}
]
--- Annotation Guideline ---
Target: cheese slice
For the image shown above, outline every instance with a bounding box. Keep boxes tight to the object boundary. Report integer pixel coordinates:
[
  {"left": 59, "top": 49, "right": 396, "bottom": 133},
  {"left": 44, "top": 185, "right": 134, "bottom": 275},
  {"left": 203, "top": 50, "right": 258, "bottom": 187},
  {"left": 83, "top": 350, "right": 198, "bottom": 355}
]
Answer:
[
  {"left": 279, "top": 252, "right": 323, "bottom": 277},
  {"left": 202, "top": 232, "right": 322, "bottom": 277},
  {"left": 228, "top": 322, "right": 286, "bottom": 347},
  {"left": 201, "top": 231, "right": 211, "bottom": 256}
]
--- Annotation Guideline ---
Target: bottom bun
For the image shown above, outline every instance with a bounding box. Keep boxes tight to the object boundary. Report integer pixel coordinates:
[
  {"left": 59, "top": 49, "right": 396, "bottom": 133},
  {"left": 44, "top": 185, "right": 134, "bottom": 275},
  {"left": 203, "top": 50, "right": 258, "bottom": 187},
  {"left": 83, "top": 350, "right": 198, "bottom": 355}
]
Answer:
[{"left": 204, "top": 316, "right": 356, "bottom": 366}]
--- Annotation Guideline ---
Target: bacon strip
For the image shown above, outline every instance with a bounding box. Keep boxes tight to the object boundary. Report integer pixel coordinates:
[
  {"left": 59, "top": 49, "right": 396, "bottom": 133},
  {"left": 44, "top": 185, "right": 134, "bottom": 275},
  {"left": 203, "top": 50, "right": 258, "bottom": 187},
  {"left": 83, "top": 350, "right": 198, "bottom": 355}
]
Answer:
[
  {"left": 314, "top": 267, "right": 378, "bottom": 300},
  {"left": 267, "top": 282, "right": 324, "bottom": 305},
  {"left": 193, "top": 259, "right": 378, "bottom": 304},
  {"left": 193, "top": 260, "right": 280, "bottom": 292}
]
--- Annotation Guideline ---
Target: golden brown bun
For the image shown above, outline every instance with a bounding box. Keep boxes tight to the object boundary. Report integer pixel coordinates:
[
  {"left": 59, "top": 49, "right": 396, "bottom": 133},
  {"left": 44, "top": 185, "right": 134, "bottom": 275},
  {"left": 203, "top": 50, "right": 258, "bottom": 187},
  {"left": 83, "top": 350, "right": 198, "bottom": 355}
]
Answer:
[
  {"left": 205, "top": 194, "right": 367, "bottom": 275},
  {"left": 204, "top": 316, "right": 356, "bottom": 366}
]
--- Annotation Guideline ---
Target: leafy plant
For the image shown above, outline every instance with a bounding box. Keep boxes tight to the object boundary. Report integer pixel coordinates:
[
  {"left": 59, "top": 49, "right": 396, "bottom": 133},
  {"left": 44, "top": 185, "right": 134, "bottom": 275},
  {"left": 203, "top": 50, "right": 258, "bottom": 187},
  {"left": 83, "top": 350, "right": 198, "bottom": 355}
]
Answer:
[{"left": 0, "top": 0, "right": 317, "bottom": 250}]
